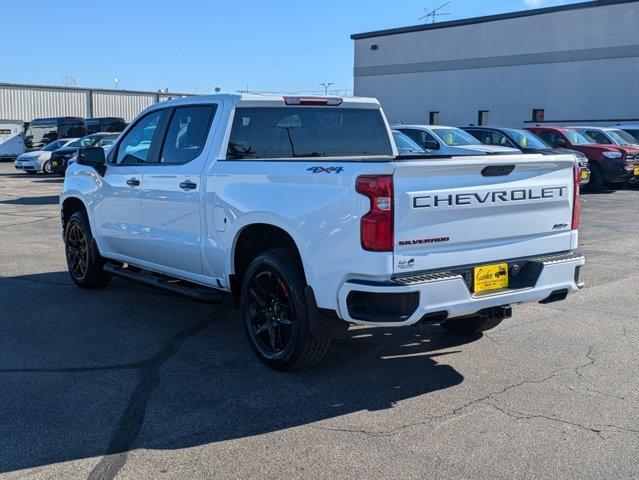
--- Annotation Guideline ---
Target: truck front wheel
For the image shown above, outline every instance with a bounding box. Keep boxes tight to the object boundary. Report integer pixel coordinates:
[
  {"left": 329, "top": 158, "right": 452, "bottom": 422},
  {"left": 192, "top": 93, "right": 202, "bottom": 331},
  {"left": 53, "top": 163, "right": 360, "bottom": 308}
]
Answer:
[
  {"left": 64, "top": 211, "right": 112, "bottom": 288},
  {"left": 240, "top": 249, "right": 331, "bottom": 370}
]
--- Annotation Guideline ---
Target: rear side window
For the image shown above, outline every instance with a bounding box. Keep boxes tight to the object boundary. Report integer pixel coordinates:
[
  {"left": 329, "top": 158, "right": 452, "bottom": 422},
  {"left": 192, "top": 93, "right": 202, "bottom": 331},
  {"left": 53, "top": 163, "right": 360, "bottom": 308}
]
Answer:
[
  {"left": 226, "top": 107, "right": 393, "bottom": 159},
  {"left": 159, "top": 106, "right": 216, "bottom": 164}
]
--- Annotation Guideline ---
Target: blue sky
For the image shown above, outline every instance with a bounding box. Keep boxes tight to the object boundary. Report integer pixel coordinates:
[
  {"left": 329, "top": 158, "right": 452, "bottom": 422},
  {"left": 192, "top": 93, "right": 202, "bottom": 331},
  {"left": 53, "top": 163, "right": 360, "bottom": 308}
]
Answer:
[{"left": 0, "top": 0, "right": 573, "bottom": 94}]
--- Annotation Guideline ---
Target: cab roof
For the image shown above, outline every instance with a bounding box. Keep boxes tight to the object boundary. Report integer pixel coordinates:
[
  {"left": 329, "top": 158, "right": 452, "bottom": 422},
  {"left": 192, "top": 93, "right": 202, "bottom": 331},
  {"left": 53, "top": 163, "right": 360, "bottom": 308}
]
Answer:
[{"left": 154, "top": 93, "right": 381, "bottom": 109}]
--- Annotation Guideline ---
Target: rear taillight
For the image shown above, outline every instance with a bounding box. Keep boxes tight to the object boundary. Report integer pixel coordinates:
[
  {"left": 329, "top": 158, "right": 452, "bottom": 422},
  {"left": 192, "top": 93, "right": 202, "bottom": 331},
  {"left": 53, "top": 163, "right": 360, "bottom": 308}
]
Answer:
[
  {"left": 355, "top": 175, "right": 393, "bottom": 252},
  {"left": 572, "top": 164, "right": 580, "bottom": 230}
]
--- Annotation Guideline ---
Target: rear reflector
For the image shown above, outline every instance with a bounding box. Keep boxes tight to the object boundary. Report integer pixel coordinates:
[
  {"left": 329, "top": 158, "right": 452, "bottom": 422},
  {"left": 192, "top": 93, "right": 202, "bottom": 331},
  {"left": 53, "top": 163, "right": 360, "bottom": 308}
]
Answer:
[
  {"left": 572, "top": 164, "right": 580, "bottom": 230},
  {"left": 356, "top": 175, "right": 394, "bottom": 252},
  {"left": 283, "top": 96, "right": 343, "bottom": 106}
]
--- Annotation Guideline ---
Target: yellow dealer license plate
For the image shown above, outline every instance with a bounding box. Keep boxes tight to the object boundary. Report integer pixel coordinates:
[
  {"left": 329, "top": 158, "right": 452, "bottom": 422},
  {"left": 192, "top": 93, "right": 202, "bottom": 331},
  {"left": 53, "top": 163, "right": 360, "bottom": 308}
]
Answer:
[
  {"left": 581, "top": 170, "right": 589, "bottom": 180},
  {"left": 52, "top": 160, "right": 61, "bottom": 166},
  {"left": 474, "top": 263, "right": 509, "bottom": 293},
  {"left": 634, "top": 167, "right": 639, "bottom": 177}
]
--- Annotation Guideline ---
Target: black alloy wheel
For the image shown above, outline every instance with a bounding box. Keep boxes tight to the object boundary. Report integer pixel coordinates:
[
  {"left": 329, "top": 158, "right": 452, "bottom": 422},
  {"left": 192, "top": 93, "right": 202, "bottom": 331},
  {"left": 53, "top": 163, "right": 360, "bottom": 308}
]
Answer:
[{"left": 245, "top": 267, "right": 294, "bottom": 357}]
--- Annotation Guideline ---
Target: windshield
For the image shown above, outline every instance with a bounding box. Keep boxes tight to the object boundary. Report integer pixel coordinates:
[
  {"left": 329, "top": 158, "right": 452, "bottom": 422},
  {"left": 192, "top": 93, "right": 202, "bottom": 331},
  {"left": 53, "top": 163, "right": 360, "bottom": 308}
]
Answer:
[
  {"left": 564, "top": 130, "right": 593, "bottom": 145},
  {"left": 392, "top": 131, "right": 425, "bottom": 154},
  {"left": 610, "top": 129, "right": 638, "bottom": 145},
  {"left": 67, "top": 135, "right": 103, "bottom": 148},
  {"left": 502, "top": 128, "right": 548, "bottom": 149},
  {"left": 24, "top": 124, "right": 57, "bottom": 148},
  {"left": 432, "top": 128, "right": 478, "bottom": 146},
  {"left": 227, "top": 107, "right": 393, "bottom": 159},
  {"left": 620, "top": 129, "right": 639, "bottom": 141},
  {"left": 42, "top": 140, "right": 66, "bottom": 151}
]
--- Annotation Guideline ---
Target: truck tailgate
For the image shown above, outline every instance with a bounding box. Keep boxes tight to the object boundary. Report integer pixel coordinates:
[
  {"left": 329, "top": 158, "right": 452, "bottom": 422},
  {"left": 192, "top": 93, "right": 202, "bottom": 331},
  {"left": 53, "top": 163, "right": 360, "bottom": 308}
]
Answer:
[{"left": 393, "top": 154, "right": 577, "bottom": 274}]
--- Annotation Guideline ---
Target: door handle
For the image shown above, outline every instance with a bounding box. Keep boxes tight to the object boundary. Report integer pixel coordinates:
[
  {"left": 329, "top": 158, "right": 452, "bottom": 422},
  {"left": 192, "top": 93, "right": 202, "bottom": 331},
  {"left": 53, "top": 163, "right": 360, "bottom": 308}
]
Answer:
[
  {"left": 126, "top": 178, "right": 140, "bottom": 187},
  {"left": 179, "top": 181, "right": 197, "bottom": 190}
]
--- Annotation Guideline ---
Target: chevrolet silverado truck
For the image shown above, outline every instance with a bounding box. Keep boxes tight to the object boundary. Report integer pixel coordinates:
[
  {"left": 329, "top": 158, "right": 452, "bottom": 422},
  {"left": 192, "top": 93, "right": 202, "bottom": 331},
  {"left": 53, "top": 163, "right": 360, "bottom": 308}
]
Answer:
[{"left": 60, "top": 94, "right": 585, "bottom": 370}]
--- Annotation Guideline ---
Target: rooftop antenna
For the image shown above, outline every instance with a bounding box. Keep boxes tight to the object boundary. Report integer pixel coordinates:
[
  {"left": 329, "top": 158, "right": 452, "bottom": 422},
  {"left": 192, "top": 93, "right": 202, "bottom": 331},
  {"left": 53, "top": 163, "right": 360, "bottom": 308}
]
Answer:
[{"left": 419, "top": 2, "right": 451, "bottom": 24}]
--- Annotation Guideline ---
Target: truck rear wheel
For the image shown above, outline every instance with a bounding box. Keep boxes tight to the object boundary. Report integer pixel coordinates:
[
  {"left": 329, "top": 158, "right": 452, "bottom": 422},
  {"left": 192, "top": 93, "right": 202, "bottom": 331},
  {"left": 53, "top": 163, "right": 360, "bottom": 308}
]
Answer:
[
  {"left": 441, "top": 315, "right": 503, "bottom": 335},
  {"left": 64, "top": 211, "right": 112, "bottom": 288},
  {"left": 240, "top": 249, "right": 331, "bottom": 370}
]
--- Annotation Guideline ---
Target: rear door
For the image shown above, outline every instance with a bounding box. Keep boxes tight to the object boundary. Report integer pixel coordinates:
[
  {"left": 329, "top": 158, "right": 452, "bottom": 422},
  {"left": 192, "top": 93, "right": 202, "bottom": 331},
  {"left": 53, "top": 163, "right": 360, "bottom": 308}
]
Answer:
[
  {"left": 392, "top": 154, "right": 576, "bottom": 274},
  {"left": 139, "top": 104, "right": 218, "bottom": 275}
]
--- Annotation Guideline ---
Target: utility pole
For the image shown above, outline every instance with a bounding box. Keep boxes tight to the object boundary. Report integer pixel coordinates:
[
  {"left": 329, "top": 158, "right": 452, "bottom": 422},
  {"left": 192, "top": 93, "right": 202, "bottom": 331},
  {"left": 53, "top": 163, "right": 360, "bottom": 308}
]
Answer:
[{"left": 320, "top": 82, "right": 334, "bottom": 95}]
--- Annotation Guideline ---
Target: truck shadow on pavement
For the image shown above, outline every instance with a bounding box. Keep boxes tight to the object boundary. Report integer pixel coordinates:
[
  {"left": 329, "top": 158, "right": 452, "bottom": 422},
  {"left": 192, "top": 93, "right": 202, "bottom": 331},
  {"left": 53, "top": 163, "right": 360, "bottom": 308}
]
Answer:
[
  {"left": 0, "top": 272, "right": 473, "bottom": 475},
  {"left": 0, "top": 195, "right": 59, "bottom": 205}
]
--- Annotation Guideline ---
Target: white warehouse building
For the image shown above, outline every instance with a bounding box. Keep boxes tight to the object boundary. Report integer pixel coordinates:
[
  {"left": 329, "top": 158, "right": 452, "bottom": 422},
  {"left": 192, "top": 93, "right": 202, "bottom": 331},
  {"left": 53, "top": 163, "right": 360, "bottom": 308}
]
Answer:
[
  {"left": 352, "top": 0, "right": 639, "bottom": 127},
  {"left": 0, "top": 83, "right": 193, "bottom": 123}
]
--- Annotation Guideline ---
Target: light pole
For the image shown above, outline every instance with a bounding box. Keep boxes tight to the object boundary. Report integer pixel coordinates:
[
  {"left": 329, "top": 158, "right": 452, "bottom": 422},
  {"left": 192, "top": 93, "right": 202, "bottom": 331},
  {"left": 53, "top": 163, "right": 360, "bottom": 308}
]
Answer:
[
  {"left": 114, "top": 77, "right": 120, "bottom": 89},
  {"left": 320, "top": 82, "right": 334, "bottom": 95}
]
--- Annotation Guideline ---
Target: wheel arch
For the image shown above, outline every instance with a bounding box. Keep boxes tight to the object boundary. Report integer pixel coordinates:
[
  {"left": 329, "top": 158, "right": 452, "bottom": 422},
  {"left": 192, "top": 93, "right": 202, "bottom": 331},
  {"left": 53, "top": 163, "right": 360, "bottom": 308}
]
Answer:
[
  {"left": 61, "top": 196, "right": 90, "bottom": 232},
  {"left": 230, "top": 222, "right": 308, "bottom": 307}
]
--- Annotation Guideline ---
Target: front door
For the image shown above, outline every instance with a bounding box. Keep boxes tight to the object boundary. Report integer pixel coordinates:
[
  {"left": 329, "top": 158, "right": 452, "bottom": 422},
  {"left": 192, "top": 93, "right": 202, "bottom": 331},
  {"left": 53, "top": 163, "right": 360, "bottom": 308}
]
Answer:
[{"left": 93, "top": 109, "right": 165, "bottom": 262}]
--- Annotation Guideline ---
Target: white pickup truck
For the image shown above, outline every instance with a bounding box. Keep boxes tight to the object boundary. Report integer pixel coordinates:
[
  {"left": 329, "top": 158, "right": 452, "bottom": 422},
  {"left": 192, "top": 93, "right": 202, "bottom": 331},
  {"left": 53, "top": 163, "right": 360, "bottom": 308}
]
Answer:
[{"left": 60, "top": 94, "right": 585, "bottom": 370}]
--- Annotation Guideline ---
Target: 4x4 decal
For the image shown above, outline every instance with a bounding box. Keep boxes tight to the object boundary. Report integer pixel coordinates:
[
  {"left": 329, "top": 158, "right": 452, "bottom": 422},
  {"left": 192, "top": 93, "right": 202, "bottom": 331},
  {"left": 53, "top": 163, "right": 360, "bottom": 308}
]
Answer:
[{"left": 307, "top": 166, "right": 344, "bottom": 174}]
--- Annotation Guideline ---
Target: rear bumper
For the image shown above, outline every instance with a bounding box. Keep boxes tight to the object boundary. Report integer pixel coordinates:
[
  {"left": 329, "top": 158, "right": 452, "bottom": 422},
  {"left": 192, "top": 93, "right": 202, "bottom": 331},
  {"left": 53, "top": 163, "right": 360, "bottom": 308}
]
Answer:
[{"left": 337, "top": 251, "right": 585, "bottom": 327}]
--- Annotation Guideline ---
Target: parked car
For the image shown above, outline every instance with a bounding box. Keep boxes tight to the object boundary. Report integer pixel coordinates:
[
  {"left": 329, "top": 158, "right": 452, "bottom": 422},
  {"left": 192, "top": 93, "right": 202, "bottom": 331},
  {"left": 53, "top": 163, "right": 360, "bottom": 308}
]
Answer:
[
  {"left": 393, "top": 125, "right": 521, "bottom": 156},
  {"left": 392, "top": 130, "right": 426, "bottom": 155},
  {"left": 85, "top": 117, "right": 127, "bottom": 134},
  {"left": 24, "top": 117, "right": 86, "bottom": 151},
  {"left": 0, "top": 120, "right": 25, "bottom": 161},
  {"left": 13, "top": 138, "right": 78, "bottom": 174},
  {"left": 60, "top": 94, "right": 584, "bottom": 370},
  {"left": 526, "top": 126, "right": 637, "bottom": 190},
  {"left": 572, "top": 126, "right": 639, "bottom": 149},
  {"left": 616, "top": 124, "right": 639, "bottom": 142},
  {"left": 463, "top": 126, "right": 591, "bottom": 185},
  {"left": 50, "top": 133, "right": 120, "bottom": 175}
]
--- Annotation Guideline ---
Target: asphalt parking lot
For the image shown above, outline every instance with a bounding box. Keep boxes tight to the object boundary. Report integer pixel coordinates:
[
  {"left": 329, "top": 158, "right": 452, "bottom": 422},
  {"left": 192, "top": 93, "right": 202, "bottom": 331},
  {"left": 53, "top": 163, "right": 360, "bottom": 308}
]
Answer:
[{"left": 0, "top": 161, "right": 638, "bottom": 480}]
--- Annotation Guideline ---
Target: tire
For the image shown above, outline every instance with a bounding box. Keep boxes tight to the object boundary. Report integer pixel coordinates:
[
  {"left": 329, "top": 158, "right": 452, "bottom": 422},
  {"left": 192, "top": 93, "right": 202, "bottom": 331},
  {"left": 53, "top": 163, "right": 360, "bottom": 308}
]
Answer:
[
  {"left": 441, "top": 315, "right": 503, "bottom": 335},
  {"left": 585, "top": 163, "right": 604, "bottom": 192},
  {"left": 64, "top": 211, "right": 112, "bottom": 288},
  {"left": 241, "top": 248, "right": 331, "bottom": 370},
  {"left": 42, "top": 160, "right": 53, "bottom": 174}
]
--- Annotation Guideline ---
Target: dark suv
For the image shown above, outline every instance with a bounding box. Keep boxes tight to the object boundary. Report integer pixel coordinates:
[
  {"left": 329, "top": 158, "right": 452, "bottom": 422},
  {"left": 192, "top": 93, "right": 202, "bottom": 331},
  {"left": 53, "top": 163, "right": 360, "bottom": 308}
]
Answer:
[
  {"left": 526, "top": 126, "right": 638, "bottom": 191},
  {"left": 24, "top": 117, "right": 86, "bottom": 151},
  {"left": 463, "top": 126, "right": 590, "bottom": 185}
]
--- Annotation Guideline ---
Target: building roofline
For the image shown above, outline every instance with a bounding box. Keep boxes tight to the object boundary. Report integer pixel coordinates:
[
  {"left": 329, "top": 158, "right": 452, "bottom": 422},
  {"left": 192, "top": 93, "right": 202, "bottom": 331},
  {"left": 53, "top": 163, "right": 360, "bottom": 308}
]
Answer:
[
  {"left": 351, "top": 0, "right": 638, "bottom": 40},
  {"left": 0, "top": 82, "right": 195, "bottom": 97}
]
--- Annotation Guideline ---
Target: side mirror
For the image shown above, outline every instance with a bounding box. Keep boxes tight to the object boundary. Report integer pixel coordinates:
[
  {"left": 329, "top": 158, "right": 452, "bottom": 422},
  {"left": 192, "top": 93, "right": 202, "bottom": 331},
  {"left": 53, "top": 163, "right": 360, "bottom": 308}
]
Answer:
[
  {"left": 423, "top": 140, "right": 440, "bottom": 151},
  {"left": 554, "top": 138, "right": 567, "bottom": 148},
  {"left": 77, "top": 147, "right": 106, "bottom": 175}
]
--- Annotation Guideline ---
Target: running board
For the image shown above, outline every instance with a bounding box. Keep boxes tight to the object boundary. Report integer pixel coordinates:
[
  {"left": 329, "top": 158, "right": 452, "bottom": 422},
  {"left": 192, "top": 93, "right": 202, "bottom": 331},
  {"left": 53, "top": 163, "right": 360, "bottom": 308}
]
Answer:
[{"left": 104, "top": 264, "right": 223, "bottom": 304}]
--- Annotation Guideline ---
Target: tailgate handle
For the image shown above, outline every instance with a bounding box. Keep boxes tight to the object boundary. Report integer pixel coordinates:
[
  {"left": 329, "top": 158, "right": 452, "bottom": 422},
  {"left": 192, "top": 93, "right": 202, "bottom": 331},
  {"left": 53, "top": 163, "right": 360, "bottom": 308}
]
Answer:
[{"left": 482, "top": 165, "right": 515, "bottom": 177}]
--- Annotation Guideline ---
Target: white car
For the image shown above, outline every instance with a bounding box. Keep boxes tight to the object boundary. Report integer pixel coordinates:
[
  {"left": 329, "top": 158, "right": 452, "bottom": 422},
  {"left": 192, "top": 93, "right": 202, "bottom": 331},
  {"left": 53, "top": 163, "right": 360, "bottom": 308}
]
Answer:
[
  {"left": 572, "top": 126, "right": 639, "bottom": 148},
  {"left": 60, "top": 94, "right": 584, "bottom": 369},
  {"left": 393, "top": 125, "right": 521, "bottom": 156},
  {"left": 14, "top": 138, "right": 78, "bottom": 174}
]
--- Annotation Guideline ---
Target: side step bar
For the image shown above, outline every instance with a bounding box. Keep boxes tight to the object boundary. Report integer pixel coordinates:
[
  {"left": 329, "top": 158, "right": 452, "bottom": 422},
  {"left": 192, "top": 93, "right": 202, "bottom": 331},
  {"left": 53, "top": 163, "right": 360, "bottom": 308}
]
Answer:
[{"left": 104, "top": 264, "right": 223, "bottom": 304}]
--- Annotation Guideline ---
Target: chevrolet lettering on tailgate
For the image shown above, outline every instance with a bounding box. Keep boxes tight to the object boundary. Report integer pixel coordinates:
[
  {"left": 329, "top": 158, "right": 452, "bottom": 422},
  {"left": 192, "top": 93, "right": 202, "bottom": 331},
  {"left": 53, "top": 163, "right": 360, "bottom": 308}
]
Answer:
[{"left": 413, "top": 186, "right": 567, "bottom": 209}]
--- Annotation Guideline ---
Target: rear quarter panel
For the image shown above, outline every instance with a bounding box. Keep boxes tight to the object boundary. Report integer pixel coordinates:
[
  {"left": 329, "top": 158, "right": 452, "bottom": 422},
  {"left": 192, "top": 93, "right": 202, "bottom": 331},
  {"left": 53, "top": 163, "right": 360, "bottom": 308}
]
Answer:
[{"left": 203, "top": 160, "right": 395, "bottom": 310}]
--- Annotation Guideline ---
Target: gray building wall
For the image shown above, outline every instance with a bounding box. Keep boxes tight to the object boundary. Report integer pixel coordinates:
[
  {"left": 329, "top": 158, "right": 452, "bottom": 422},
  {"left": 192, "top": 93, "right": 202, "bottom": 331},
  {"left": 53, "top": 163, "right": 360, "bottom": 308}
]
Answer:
[
  {"left": 0, "top": 83, "right": 194, "bottom": 123},
  {"left": 353, "top": 0, "right": 639, "bottom": 127}
]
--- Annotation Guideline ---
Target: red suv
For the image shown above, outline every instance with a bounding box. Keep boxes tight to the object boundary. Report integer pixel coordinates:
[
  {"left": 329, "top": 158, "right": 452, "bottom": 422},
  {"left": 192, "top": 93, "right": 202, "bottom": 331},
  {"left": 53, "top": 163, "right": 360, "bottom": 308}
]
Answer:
[{"left": 526, "top": 126, "right": 638, "bottom": 191}]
